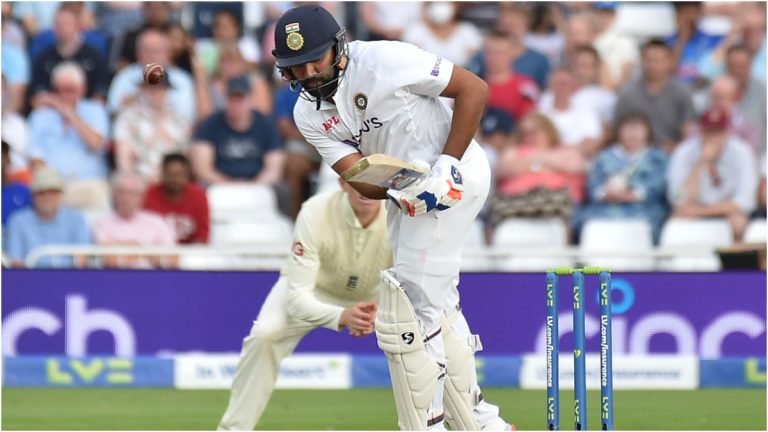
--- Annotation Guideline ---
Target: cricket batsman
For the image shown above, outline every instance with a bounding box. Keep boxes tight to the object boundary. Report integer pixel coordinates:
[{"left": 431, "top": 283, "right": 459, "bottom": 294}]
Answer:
[
  {"left": 272, "top": 5, "right": 513, "bottom": 430},
  {"left": 218, "top": 181, "right": 391, "bottom": 430}
]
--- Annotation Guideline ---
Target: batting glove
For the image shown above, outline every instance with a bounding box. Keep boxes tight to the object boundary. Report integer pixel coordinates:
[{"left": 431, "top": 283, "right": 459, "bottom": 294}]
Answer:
[{"left": 387, "top": 155, "right": 464, "bottom": 217}]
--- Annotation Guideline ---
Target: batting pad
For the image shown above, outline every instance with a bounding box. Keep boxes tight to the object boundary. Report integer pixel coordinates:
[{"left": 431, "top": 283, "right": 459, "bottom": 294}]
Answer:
[
  {"left": 375, "top": 270, "right": 442, "bottom": 430},
  {"left": 442, "top": 307, "right": 482, "bottom": 431}
]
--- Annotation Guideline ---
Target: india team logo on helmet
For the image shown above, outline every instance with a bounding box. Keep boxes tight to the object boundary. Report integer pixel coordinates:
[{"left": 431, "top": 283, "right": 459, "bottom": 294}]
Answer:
[{"left": 285, "top": 22, "right": 304, "bottom": 51}]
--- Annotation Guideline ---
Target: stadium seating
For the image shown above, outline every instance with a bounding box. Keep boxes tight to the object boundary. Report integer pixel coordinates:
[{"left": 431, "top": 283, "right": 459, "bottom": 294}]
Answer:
[
  {"left": 207, "top": 184, "right": 280, "bottom": 222},
  {"left": 658, "top": 218, "right": 734, "bottom": 271},
  {"left": 579, "top": 219, "right": 656, "bottom": 271},
  {"left": 744, "top": 219, "right": 767, "bottom": 244},
  {"left": 492, "top": 218, "right": 573, "bottom": 271}
]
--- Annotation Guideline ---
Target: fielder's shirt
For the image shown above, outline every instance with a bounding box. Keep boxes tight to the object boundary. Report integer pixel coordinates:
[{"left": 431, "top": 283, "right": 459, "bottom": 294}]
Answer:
[
  {"left": 282, "top": 190, "right": 392, "bottom": 331},
  {"left": 294, "top": 40, "right": 481, "bottom": 168}
]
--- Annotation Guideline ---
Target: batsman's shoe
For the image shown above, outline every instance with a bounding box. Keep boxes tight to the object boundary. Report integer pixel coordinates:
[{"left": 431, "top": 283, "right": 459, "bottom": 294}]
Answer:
[{"left": 387, "top": 155, "right": 464, "bottom": 217}]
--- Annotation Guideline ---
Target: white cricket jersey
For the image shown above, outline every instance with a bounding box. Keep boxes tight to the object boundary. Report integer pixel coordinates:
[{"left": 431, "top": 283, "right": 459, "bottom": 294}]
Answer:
[
  {"left": 294, "top": 40, "right": 475, "bottom": 168},
  {"left": 280, "top": 190, "right": 392, "bottom": 331}
]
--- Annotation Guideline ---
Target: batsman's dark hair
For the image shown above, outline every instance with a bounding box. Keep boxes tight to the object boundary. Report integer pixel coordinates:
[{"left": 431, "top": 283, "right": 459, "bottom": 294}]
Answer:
[{"left": 162, "top": 152, "right": 191, "bottom": 170}]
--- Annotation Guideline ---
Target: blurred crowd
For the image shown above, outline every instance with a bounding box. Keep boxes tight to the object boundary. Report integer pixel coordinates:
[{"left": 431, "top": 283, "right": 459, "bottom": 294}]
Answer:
[{"left": 1, "top": 1, "right": 766, "bottom": 268}]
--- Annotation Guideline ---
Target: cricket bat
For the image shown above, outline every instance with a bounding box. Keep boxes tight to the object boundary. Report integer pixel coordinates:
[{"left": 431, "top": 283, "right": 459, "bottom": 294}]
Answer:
[{"left": 340, "top": 154, "right": 428, "bottom": 190}]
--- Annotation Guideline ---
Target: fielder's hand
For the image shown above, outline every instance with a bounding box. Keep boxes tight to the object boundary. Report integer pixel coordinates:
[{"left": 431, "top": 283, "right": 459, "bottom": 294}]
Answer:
[
  {"left": 387, "top": 155, "right": 464, "bottom": 217},
  {"left": 341, "top": 302, "right": 377, "bottom": 337}
]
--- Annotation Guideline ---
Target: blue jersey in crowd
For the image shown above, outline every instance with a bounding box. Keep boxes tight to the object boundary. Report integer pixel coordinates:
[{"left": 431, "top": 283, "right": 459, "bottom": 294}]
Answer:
[{"left": 194, "top": 110, "right": 283, "bottom": 180}]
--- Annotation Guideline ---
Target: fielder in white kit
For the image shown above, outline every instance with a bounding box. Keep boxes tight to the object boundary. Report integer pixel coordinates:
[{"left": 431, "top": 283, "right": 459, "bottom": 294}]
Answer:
[
  {"left": 218, "top": 182, "right": 391, "bottom": 430},
  {"left": 273, "top": 5, "right": 513, "bottom": 431}
]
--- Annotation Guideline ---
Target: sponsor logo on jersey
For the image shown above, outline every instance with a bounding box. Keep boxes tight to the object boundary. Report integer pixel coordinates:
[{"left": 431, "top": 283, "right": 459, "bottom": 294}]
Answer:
[
  {"left": 431, "top": 57, "right": 443, "bottom": 77},
  {"left": 322, "top": 116, "right": 341, "bottom": 132},
  {"left": 352, "top": 117, "right": 383, "bottom": 141}
]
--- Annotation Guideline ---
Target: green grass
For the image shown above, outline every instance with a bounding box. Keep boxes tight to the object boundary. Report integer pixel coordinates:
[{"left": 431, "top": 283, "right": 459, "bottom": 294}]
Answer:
[{"left": 2, "top": 388, "right": 766, "bottom": 430}]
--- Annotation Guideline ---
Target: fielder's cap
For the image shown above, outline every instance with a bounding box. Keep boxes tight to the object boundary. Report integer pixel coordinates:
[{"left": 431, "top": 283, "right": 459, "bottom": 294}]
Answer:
[
  {"left": 482, "top": 108, "right": 515, "bottom": 136},
  {"left": 227, "top": 75, "right": 251, "bottom": 95},
  {"left": 273, "top": 5, "right": 341, "bottom": 68},
  {"left": 30, "top": 167, "right": 64, "bottom": 193},
  {"left": 700, "top": 106, "right": 730, "bottom": 131}
]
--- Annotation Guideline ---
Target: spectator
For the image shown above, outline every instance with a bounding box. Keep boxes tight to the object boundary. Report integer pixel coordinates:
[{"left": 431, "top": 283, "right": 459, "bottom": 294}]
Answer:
[
  {"left": 725, "top": 45, "right": 766, "bottom": 159},
  {"left": 93, "top": 172, "right": 176, "bottom": 269},
  {"left": 111, "top": 1, "right": 174, "bottom": 72},
  {"left": 144, "top": 153, "right": 210, "bottom": 244},
  {"left": 359, "top": 1, "right": 422, "bottom": 41},
  {"left": 190, "top": 76, "right": 284, "bottom": 186},
  {"left": 2, "top": 3, "right": 27, "bottom": 49},
  {"left": 524, "top": 3, "right": 566, "bottom": 68},
  {"left": 571, "top": 46, "right": 616, "bottom": 126},
  {"left": 28, "top": 2, "right": 107, "bottom": 61},
  {"left": 592, "top": 1, "right": 639, "bottom": 91},
  {"left": 276, "top": 83, "right": 322, "bottom": 219},
  {"left": 30, "top": 7, "right": 109, "bottom": 106},
  {"left": 577, "top": 113, "right": 669, "bottom": 243},
  {"left": 667, "top": 107, "right": 758, "bottom": 242},
  {"left": 467, "top": 4, "right": 550, "bottom": 89},
  {"left": 92, "top": 2, "right": 143, "bottom": 40},
  {"left": 758, "top": 153, "right": 766, "bottom": 218},
  {"left": 2, "top": 23, "right": 30, "bottom": 113},
  {"left": 479, "top": 107, "right": 515, "bottom": 186},
  {"left": 2, "top": 75, "right": 30, "bottom": 183},
  {"left": 498, "top": 4, "right": 551, "bottom": 89},
  {"left": 28, "top": 61, "right": 110, "bottom": 212},
  {"left": 708, "top": 75, "right": 762, "bottom": 156},
  {"left": 563, "top": 12, "right": 598, "bottom": 65},
  {"left": 667, "top": 1, "right": 724, "bottom": 86},
  {"left": 698, "top": 6, "right": 766, "bottom": 84},
  {"left": 540, "top": 67, "right": 603, "bottom": 159},
  {"left": 168, "top": 23, "right": 195, "bottom": 75},
  {"left": 484, "top": 30, "right": 539, "bottom": 123},
  {"left": 4, "top": 167, "right": 91, "bottom": 268},
  {"left": 492, "top": 112, "right": 587, "bottom": 230},
  {"left": 402, "top": 2, "right": 483, "bottom": 68},
  {"left": 108, "top": 29, "right": 197, "bottom": 124},
  {"left": 195, "top": 9, "right": 261, "bottom": 75},
  {"left": 614, "top": 40, "right": 697, "bottom": 153},
  {"left": 11, "top": 1, "right": 61, "bottom": 38},
  {"left": 113, "top": 72, "right": 191, "bottom": 184},
  {"left": 2, "top": 141, "right": 31, "bottom": 227},
  {"left": 207, "top": 43, "right": 272, "bottom": 117}
]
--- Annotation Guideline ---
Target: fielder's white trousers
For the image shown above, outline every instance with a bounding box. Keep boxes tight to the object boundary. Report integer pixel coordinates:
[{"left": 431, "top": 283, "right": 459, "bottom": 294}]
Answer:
[
  {"left": 386, "top": 143, "right": 504, "bottom": 429},
  {"left": 218, "top": 278, "right": 314, "bottom": 431}
]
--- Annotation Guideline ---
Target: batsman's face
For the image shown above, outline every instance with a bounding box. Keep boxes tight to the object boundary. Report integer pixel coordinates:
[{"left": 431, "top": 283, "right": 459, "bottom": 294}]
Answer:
[{"left": 288, "top": 48, "right": 335, "bottom": 90}]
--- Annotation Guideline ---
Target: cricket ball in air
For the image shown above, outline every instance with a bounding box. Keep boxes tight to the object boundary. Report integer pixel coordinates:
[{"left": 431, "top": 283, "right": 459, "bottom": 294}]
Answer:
[{"left": 143, "top": 63, "right": 165, "bottom": 85}]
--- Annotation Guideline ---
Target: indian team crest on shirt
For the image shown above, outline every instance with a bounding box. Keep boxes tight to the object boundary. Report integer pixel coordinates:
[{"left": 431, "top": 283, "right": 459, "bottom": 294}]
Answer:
[{"left": 353, "top": 92, "right": 368, "bottom": 111}]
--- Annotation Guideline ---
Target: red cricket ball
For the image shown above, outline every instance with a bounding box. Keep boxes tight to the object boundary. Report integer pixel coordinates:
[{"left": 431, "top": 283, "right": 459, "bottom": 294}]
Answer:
[{"left": 143, "top": 63, "right": 165, "bottom": 85}]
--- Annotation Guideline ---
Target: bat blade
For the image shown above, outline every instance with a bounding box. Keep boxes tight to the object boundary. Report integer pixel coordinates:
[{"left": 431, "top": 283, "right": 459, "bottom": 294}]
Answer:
[{"left": 341, "top": 154, "right": 428, "bottom": 190}]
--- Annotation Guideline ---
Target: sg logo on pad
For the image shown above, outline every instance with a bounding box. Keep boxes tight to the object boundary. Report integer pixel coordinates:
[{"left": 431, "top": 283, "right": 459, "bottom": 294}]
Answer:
[{"left": 401, "top": 332, "right": 415, "bottom": 345}]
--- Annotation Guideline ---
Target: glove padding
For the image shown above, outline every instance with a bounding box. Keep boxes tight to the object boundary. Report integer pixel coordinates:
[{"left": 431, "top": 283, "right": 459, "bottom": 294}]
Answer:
[{"left": 387, "top": 155, "right": 464, "bottom": 217}]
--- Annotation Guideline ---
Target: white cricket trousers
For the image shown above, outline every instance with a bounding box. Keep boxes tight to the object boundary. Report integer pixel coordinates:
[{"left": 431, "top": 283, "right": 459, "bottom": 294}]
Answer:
[
  {"left": 218, "top": 278, "right": 314, "bottom": 431},
  {"left": 386, "top": 143, "right": 504, "bottom": 429}
]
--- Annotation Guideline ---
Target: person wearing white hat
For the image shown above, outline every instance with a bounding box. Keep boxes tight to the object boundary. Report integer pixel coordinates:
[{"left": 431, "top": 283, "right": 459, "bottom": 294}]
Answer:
[{"left": 4, "top": 167, "right": 91, "bottom": 268}]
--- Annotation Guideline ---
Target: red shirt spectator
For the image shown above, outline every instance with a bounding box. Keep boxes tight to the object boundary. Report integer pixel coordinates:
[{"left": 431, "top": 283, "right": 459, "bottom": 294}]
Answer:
[
  {"left": 484, "top": 30, "right": 538, "bottom": 122},
  {"left": 487, "top": 74, "right": 539, "bottom": 122},
  {"left": 143, "top": 153, "right": 210, "bottom": 244}
]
